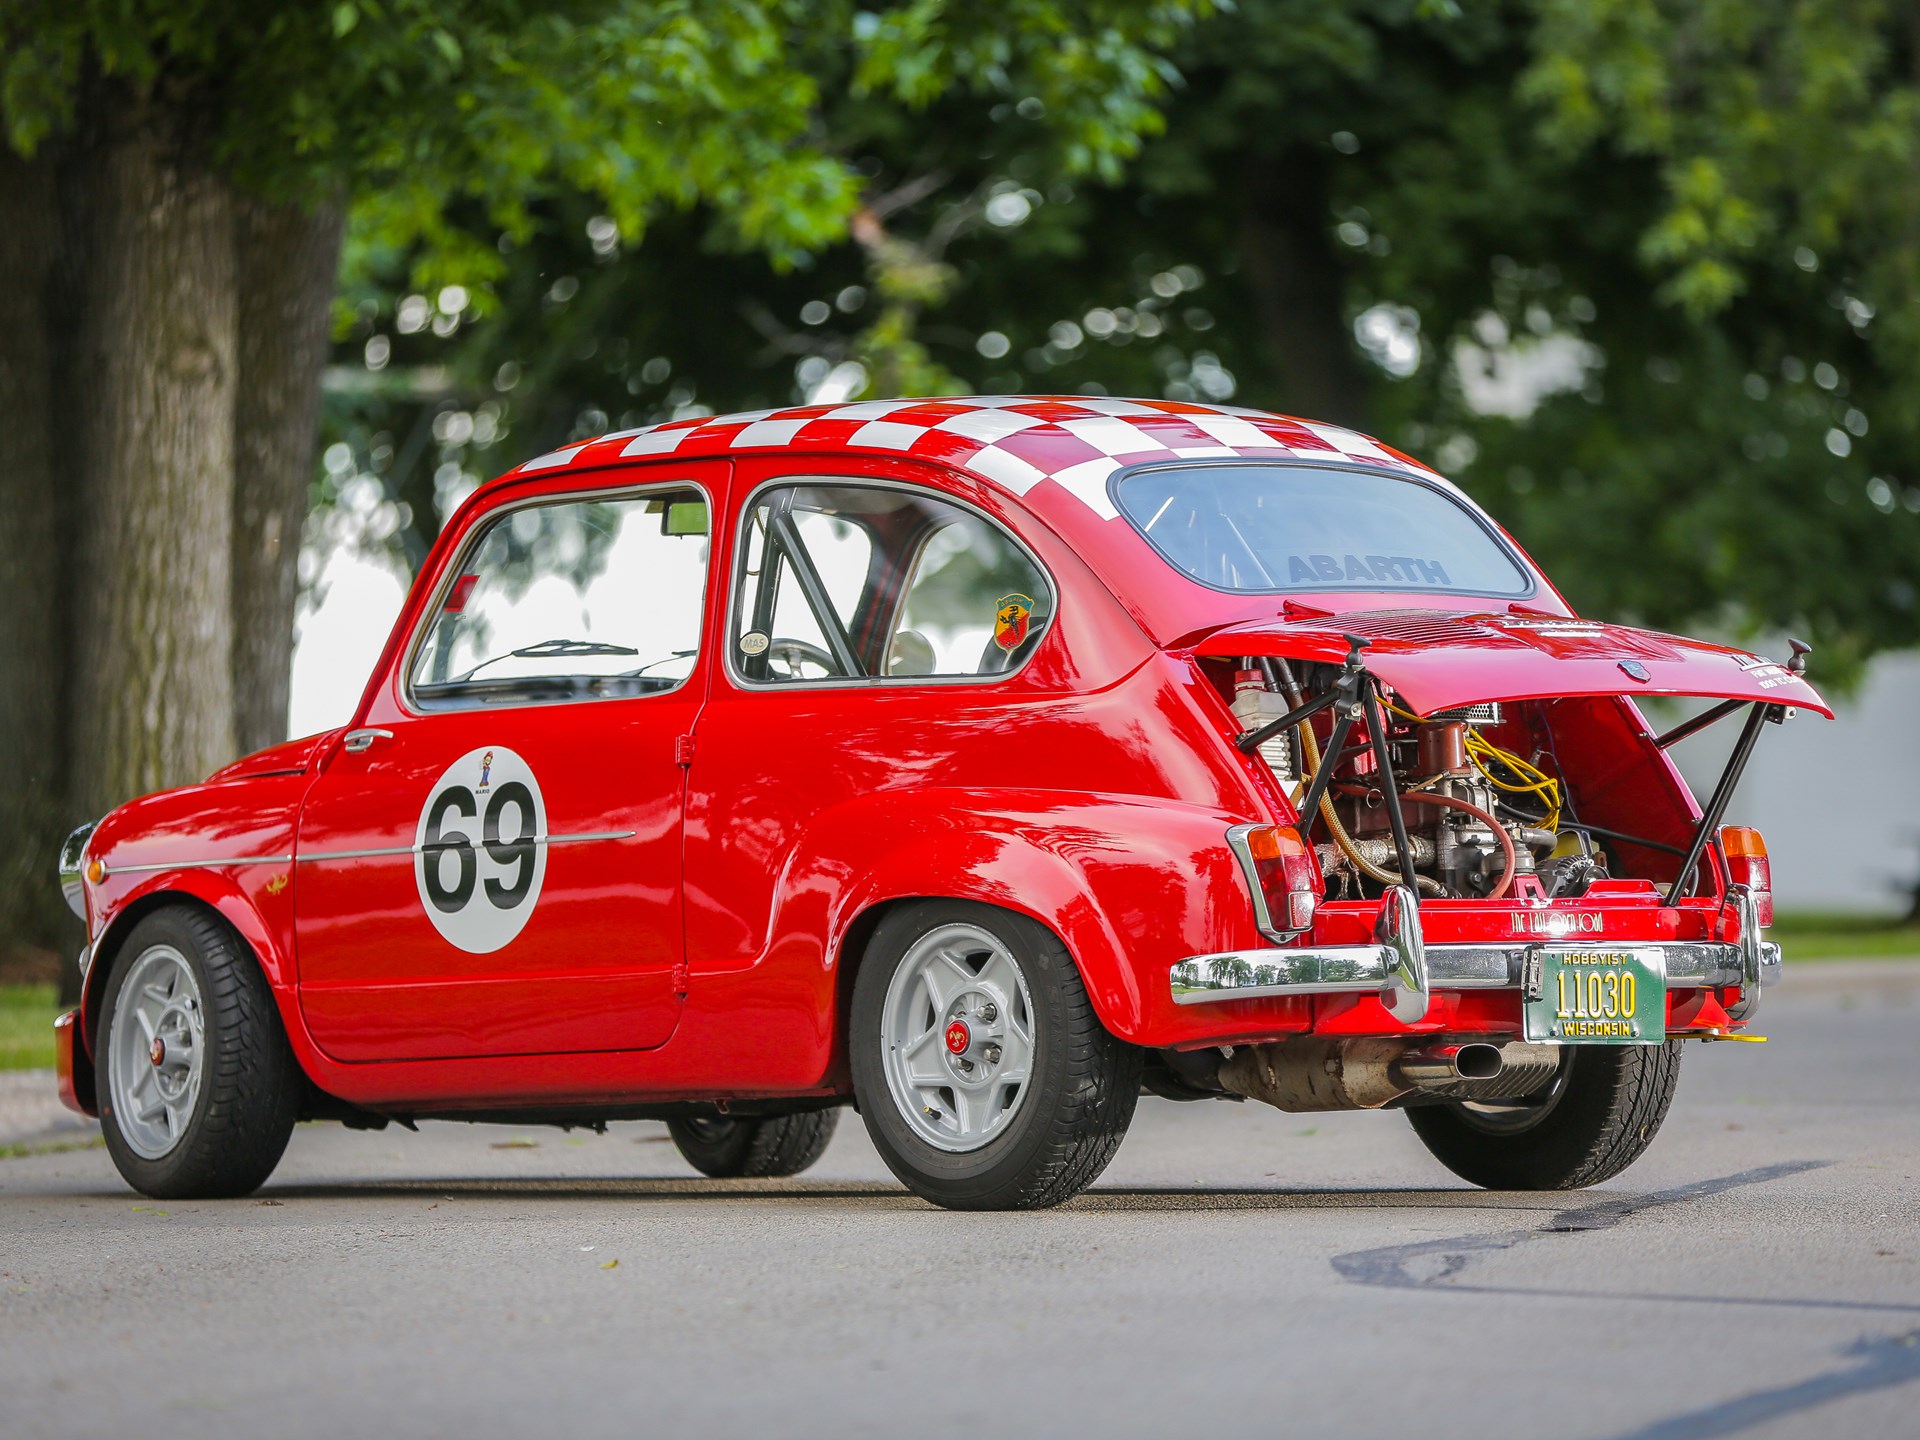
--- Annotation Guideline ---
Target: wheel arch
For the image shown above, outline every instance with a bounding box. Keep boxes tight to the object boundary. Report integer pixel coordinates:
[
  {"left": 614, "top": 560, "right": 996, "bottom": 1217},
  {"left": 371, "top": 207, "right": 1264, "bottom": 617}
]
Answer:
[
  {"left": 798, "top": 788, "right": 1255, "bottom": 1069},
  {"left": 82, "top": 874, "right": 295, "bottom": 1061}
]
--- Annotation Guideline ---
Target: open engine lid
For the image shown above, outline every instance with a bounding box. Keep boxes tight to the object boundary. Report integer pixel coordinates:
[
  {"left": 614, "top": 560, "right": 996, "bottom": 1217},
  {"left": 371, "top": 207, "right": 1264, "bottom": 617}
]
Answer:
[{"left": 1192, "top": 608, "right": 1832, "bottom": 717}]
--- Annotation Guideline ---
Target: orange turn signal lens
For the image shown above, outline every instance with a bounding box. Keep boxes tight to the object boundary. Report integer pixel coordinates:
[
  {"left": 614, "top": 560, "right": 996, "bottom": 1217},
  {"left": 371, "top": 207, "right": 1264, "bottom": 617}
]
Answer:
[
  {"left": 85, "top": 859, "right": 105, "bottom": 884},
  {"left": 1238, "top": 825, "right": 1319, "bottom": 934},
  {"left": 1244, "top": 825, "right": 1308, "bottom": 863},
  {"left": 1718, "top": 826, "right": 1772, "bottom": 927}
]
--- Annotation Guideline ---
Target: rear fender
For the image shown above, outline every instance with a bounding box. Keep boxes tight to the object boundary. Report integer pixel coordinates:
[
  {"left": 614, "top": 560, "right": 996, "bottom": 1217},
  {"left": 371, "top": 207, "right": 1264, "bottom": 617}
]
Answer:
[{"left": 770, "top": 788, "right": 1259, "bottom": 1058}]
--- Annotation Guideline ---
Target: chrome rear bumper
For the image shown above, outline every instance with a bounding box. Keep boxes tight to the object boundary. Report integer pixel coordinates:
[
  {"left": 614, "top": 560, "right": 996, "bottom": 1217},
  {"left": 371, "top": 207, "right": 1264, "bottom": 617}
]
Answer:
[{"left": 1170, "top": 887, "right": 1777, "bottom": 1021}]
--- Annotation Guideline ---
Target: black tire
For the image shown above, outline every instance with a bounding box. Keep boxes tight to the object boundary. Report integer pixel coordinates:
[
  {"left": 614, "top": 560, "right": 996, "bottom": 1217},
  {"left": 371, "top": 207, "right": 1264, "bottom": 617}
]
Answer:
[
  {"left": 848, "top": 900, "right": 1141, "bottom": 1210},
  {"left": 666, "top": 1110, "right": 840, "bottom": 1178},
  {"left": 1406, "top": 1041, "right": 1683, "bottom": 1190},
  {"left": 97, "top": 905, "right": 302, "bottom": 1199}
]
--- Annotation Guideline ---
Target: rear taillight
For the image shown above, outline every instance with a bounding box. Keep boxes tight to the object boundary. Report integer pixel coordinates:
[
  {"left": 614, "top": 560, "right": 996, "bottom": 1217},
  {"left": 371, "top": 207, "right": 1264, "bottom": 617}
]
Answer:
[
  {"left": 1229, "top": 824, "right": 1320, "bottom": 938},
  {"left": 1720, "top": 825, "right": 1772, "bottom": 927}
]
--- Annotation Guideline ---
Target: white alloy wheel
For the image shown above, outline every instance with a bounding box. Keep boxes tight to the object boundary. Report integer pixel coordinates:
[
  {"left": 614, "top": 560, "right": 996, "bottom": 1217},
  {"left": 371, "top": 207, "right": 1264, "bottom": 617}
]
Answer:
[
  {"left": 879, "top": 922, "right": 1036, "bottom": 1152},
  {"left": 106, "top": 944, "right": 206, "bottom": 1160}
]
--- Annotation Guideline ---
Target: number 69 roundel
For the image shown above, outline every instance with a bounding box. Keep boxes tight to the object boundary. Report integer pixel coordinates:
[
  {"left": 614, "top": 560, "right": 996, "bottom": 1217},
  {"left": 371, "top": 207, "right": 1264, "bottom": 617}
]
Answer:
[{"left": 413, "top": 746, "right": 548, "bottom": 953}]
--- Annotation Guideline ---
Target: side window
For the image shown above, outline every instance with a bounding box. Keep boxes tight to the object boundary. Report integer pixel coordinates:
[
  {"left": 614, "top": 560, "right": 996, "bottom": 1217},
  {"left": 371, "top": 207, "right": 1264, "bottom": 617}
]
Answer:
[
  {"left": 733, "top": 482, "right": 1051, "bottom": 684},
  {"left": 410, "top": 488, "right": 709, "bottom": 709}
]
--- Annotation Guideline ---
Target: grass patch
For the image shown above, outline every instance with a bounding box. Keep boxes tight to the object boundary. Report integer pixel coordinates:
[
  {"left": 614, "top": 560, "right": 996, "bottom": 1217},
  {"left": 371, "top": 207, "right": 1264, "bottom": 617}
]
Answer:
[
  {"left": 1772, "top": 912, "right": 1920, "bottom": 961},
  {"left": 0, "top": 984, "right": 61, "bottom": 1071},
  {"left": 0, "top": 1134, "right": 102, "bottom": 1160}
]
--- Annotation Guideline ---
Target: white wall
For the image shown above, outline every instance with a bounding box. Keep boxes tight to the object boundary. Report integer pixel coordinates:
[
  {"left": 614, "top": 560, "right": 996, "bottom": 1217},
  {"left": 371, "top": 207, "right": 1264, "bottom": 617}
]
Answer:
[{"left": 1665, "top": 649, "right": 1920, "bottom": 917}]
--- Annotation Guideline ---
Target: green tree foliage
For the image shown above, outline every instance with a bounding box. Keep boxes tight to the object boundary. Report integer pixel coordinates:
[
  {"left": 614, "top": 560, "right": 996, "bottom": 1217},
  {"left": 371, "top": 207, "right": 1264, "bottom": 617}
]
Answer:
[
  {"left": 321, "top": 0, "right": 1919, "bottom": 683},
  {"left": 0, "top": 0, "right": 1207, "bottom": 979}
]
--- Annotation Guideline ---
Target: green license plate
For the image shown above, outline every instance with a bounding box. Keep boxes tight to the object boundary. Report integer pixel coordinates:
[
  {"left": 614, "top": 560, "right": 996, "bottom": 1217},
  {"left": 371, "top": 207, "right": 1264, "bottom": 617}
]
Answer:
[{"left": 1523, "top": 947, "right": 1667, "bottom": 1044}]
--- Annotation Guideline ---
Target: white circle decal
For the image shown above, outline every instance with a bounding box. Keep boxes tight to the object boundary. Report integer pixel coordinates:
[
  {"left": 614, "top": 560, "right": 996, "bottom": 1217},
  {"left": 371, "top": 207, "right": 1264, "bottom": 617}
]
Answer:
[{"left": 413, "top": 746, "right": 548, "bottom": 954}]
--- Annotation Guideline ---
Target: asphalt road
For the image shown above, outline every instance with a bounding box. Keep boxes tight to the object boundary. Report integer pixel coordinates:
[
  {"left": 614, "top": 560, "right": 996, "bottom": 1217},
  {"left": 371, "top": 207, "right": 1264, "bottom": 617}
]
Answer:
[{"left": 4, "top": 962, "right": 1916, "bottom": 1440}]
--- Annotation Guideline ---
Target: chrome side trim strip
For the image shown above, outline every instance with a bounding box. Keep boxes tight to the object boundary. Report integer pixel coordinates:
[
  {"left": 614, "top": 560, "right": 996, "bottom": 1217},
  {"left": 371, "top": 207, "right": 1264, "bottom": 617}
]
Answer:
[
  {"left": 100, "top": 854, "right": 292, "bottom": 877},
  {"left": 294, "top": 830, "right": 635, "bottom": 864},
  {"left": 98, "top": 830, "right": 636, "bottom": 877}
]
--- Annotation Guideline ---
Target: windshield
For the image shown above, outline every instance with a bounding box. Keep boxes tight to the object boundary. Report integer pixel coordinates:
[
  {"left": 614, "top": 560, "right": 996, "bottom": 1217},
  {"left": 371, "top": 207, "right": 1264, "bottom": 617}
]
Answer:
[{"left": 1113, "top": 462, "right": 1533, "bottom": 597}]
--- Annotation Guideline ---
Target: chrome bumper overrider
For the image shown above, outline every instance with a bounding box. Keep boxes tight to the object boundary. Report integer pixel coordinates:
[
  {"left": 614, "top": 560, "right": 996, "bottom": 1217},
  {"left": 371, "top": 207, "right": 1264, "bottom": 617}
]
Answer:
[{"left": 1170, "top": 886, "right": 1778, "bottom": 1022}]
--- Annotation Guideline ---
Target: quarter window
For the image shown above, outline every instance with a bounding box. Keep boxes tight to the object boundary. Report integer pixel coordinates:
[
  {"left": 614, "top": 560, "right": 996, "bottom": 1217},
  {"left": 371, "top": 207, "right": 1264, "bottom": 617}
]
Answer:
[
  {"left": 410, "top": 489, "right": 709, "bottom": 709},
  {"left": 734, "top": 483, "right": 1051, "bottom": 683}
]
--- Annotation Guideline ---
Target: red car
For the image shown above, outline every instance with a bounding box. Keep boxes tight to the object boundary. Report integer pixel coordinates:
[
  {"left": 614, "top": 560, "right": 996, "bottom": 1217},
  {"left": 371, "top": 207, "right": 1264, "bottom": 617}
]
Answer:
[{"left": 54, "top": 396, "right": 1827, "bottom": 1209}]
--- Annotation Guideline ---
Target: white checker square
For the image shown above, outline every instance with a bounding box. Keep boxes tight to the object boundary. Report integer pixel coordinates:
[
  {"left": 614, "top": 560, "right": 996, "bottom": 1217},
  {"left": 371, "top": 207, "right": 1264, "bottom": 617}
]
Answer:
[
  {"left": 823, "top": 400, "right": 919, "bottom": 422},
  {"left": 847, "top": 420, "right": 928, "bottom": 451},
  {"left": 1057, "top": 416, "right": 1163, "bottom": 458},
  {"left": 1061, "top": 397, "right": 1168, "bottom": 418},
  {"left": 520, "top": 446, "right": 584, "bottom": 472},
  {"left": 1046, "top": 457, "right": 1123, "bottom": 518},
  {"left": 1300, "top": 422, "right": 1394, "bottom": 464},
  {"left": 620, "top": 428, "right": 696, "bottom": 458},
  {"left": 732, "top": 418, "right": 811, "bottom": 448},
  {"left": 1189, "top": 414, "right": 1290, "bottom": 450},
  {"left": 964, "top": 444, "right": 1049, "bottom": 495},
  {"left": 1167, "top": 444, "right": 1241, "bottom": 460},
  {"left": 934, "top": 409, "right": 1050, "bottom": 444}
]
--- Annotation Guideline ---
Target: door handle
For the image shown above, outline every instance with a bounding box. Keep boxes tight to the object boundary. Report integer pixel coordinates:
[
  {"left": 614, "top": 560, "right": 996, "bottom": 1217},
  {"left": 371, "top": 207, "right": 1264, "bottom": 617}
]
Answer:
[{"left": 342, "top": 728, "right": 393, "bottom": 753}]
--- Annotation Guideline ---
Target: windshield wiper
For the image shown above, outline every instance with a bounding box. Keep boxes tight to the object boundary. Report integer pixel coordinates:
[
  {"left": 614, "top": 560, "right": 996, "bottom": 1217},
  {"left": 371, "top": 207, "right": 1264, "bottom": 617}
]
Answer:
[{"left": 452, "top": 638, "right": 640, "bottom": 682}]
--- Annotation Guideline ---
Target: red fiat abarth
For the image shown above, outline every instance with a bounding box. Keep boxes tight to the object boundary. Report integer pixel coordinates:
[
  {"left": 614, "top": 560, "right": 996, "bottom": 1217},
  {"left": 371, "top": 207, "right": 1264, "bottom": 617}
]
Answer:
[{"left": 53, "top": 396, "right": 1827, "bottom": 1209}]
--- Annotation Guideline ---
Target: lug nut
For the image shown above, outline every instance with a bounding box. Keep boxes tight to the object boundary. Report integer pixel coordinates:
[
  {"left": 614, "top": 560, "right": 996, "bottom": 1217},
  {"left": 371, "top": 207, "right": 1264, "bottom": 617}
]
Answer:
[
  {"left": 980, "top": 1003, "right": 998, "bottom": 1023},
  {"left": 984, "top": 1044, "right": 1002, "bottom": 1064}
]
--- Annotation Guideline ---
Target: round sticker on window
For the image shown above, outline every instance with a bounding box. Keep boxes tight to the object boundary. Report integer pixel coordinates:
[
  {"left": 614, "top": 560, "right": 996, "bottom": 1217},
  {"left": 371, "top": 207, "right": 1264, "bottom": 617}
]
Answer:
[
  {"left": 414, "top": 746, "right": 548, "bottom": 953},
  {"left": 738, "top": 630, "right": 770, "bottom": 656}
]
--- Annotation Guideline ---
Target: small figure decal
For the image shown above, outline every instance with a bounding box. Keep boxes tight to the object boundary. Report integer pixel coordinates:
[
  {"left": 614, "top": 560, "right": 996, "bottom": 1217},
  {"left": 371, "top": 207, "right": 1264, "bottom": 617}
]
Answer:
[
  {"left": 994, "top": 593, "right": 1035, "bottom": 652},
  {"left": 478, "top": 750, "right": 495, "bottom": 791}
]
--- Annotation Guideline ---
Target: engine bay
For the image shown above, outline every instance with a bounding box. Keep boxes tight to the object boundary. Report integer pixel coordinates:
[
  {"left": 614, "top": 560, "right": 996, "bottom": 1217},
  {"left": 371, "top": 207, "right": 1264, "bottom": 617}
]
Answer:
[{"left": 1228, "top": 656, "right": 1613, "bottom": 902}]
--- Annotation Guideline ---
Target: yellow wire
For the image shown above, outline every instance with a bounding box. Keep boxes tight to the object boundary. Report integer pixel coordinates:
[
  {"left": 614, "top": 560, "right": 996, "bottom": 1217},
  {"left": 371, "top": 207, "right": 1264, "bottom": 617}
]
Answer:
[{"left": 1348, "top": 693, "right": 1563, "bottom": 827}]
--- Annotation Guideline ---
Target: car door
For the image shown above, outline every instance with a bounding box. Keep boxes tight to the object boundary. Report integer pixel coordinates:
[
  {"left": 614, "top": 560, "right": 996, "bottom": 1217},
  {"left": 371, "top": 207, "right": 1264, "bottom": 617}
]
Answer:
[{"left": 293, "top": 467, "right": 723, "bottom": 1062}]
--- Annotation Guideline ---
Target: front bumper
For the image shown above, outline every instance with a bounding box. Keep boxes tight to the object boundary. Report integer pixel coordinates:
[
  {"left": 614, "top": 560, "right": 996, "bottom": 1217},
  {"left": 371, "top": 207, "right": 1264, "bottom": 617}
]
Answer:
[
  {"left": 1170, "top": 887, "right": 1776, "bottom": 1024},
  {"left": 54, "top": 1010, "right": 97, "bottom": 1117}
]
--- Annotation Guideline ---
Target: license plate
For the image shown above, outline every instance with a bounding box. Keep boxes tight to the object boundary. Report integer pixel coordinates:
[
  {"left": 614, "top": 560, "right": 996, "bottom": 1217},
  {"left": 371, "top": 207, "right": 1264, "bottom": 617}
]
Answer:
[{"left": 1524, "top": 947, "right": 1667, "bottom": 1044}]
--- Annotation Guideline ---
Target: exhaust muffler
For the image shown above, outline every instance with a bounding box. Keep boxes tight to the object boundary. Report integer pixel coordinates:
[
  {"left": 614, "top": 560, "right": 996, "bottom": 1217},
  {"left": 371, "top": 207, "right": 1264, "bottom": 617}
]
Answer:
[{"left": 1215, "top": 1037, "right": 1548, "bottom": 1112}]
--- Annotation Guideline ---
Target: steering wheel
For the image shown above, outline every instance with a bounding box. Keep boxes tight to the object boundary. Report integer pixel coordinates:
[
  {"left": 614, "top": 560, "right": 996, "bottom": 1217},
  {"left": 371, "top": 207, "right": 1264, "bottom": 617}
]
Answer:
[{"left": 764, "top": 637, "right": 839, "bottom": 680}]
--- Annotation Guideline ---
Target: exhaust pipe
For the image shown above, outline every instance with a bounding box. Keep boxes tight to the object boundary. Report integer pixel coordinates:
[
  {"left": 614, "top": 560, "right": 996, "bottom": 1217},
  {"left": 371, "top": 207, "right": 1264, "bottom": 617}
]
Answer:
[
  {"left": 1394, "top": 1043, "right": 1504, "bottom": 1086},
  {"left": 1216, "top": 1038, "right": 1543, "bottom": 1113}
]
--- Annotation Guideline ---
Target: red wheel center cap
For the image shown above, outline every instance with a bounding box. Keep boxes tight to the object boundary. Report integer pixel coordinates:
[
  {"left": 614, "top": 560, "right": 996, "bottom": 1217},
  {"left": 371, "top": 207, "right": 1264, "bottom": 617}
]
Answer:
[
  {"left": 149, "top": 1037, "right": 166, "bottom": 1067},
  {"left": 944, "top": 1020, "right": 971, "bottom": 1055}
]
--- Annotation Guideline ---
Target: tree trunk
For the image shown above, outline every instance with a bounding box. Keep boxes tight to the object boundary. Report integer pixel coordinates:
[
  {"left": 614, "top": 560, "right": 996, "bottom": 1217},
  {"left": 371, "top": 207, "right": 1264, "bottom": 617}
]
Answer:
[
  {"left": 1239, "top": 145, "right": 1371, "bottom": 427},
  {"left": 0, "top": 147, "right": 73, "bottom": 982},
  {"left": 231, "top": 194, "right": 346, "bottom": 754},
  {"left": 65, "top": 104, "right": 239, "bottom": 821}
]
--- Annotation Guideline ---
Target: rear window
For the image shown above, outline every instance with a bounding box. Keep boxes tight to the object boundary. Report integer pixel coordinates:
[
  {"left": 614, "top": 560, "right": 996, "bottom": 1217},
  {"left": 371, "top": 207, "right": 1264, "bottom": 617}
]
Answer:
[{"left": 1113, "top": 462, "right": 1533, "bottom": 597}]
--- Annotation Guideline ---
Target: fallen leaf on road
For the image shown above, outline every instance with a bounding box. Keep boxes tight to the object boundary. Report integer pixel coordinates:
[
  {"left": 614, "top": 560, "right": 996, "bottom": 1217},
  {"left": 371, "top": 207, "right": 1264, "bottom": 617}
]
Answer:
[
  {"left": 600, "top": 1259, "right": 619, "bottom": 1270},
  {"left": 490, "top": 1139, "right": 538, "bottom": 1149}
]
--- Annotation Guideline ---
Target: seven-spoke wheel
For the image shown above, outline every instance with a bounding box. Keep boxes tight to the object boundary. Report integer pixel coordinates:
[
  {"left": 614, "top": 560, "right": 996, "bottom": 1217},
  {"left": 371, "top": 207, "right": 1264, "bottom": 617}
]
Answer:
[
  {"left": 106, "top": 944, "right": 206, "bottom": 1160},
  {"left": 850, "top": 900, "right": 1140, "bottom": 1210},
  {"left": 98, "top": 906, "right": 301, "bottom": 1199},
  {"left": 880, "top": 922, "right": 1035, "bottom": 1152}
]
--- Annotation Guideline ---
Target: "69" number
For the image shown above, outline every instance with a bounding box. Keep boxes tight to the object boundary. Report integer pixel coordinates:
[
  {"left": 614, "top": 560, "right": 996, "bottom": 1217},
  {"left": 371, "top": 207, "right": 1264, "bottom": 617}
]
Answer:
[{"left": 413, "top": 747, "right": 548, "bottom": 953}]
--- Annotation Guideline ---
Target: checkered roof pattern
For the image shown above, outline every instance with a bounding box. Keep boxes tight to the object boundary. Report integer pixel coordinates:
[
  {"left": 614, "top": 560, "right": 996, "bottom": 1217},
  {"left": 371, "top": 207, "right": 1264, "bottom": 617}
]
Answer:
[{"left": 510, "top": 396, "right": 1448, "bottom": 520}]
